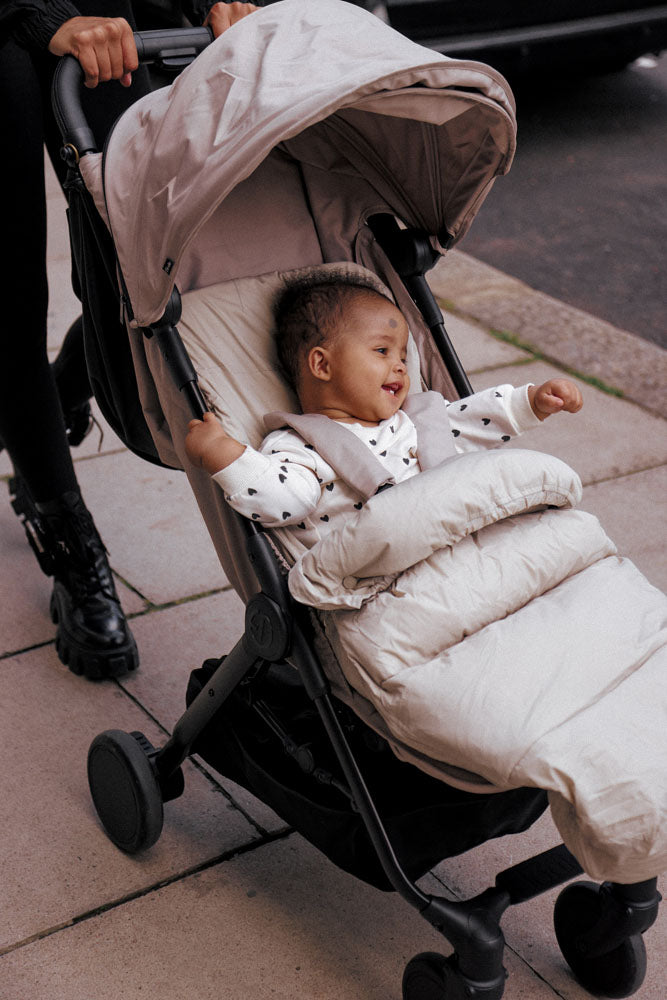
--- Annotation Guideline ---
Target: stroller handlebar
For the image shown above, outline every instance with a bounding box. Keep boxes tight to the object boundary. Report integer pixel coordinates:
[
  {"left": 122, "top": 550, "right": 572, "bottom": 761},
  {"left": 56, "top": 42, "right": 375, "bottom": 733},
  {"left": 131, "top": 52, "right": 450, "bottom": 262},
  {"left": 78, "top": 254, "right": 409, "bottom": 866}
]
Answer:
[
  {"left": 52, "top": 27, "right": 214, "bottom": 160},
  {"left": 133, "top": 25, "right": 213, "bottom": 63}
]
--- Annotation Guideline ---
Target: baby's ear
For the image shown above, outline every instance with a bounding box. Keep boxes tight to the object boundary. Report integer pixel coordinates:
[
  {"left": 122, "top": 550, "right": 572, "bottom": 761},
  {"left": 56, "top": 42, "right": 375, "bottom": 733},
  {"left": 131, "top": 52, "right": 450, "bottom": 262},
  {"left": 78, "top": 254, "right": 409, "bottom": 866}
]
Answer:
[{"left": 308, "top": 346, "right": 331, "bottom": 381}]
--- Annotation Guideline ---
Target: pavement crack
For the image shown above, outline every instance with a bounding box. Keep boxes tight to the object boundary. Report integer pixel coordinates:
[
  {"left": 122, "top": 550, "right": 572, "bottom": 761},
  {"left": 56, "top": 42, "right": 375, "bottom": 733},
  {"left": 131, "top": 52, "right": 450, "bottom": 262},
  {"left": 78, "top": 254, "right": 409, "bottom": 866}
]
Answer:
[
  {"left": 0, "top": 828, "right": 295, "bottom": 958},
  {"left": 582, "top": 459, "right": 667, "bottom": 489}
]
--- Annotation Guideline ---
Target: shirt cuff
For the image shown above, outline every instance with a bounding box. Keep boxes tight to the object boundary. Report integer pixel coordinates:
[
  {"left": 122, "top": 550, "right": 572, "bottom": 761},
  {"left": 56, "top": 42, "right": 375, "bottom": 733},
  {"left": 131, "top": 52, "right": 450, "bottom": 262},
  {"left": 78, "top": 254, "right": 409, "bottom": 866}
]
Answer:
[
  {"left": 211, "top": 446, "right": 271, "bottom": 497},
  {"left": 508, "top": 384, "right": 542, "bottom": 431},
  {"left": 15, "top": 0, "right": 81, "bottom": 50}
]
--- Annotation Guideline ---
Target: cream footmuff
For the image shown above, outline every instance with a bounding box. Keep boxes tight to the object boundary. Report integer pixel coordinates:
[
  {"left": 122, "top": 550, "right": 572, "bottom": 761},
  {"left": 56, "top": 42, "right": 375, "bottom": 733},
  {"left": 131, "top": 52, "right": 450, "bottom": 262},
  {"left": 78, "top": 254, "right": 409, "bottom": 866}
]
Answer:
[{"left": 53, "top": 3, "right": 665, "bottom": 998}]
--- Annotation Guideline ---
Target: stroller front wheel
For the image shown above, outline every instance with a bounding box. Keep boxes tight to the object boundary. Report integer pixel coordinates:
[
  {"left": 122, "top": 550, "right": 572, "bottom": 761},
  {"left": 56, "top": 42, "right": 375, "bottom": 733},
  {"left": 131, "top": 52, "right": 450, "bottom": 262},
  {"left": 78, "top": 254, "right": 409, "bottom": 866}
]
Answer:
[
  {"left": 87, "top": 729, "right": 164, "bottom": 853},
  {"left": 554, "top": 881, "right": 647, "bottom": 998}
]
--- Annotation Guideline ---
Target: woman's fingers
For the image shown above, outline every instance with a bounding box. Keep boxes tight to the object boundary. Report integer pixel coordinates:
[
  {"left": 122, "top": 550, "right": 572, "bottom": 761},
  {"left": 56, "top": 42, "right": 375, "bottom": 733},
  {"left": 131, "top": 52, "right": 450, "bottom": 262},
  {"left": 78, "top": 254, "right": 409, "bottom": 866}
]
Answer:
[{"left": 48, "top": 17, "right": 138, "bottom": 88}]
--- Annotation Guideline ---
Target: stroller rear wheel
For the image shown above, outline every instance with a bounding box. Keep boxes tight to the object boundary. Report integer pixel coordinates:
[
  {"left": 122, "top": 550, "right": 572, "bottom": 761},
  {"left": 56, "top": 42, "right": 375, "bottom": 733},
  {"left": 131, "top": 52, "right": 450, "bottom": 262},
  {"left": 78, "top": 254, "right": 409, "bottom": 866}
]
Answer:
[
  {"left": 87, "top": 729, "right": 164, "bottom": 853},
  {"left": 554, "top": 882, "right": 647, "bottom": 998},
  {"left": 402, "top": 952, "right": 505, "bottom": 1000}
]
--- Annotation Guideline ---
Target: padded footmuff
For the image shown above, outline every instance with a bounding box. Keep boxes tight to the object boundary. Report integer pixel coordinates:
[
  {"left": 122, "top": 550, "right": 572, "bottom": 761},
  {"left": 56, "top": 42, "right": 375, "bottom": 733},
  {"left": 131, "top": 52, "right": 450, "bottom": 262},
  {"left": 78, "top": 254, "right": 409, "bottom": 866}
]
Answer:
[{"left": 289, "top": 449, "right": 667, "bottom": 883}]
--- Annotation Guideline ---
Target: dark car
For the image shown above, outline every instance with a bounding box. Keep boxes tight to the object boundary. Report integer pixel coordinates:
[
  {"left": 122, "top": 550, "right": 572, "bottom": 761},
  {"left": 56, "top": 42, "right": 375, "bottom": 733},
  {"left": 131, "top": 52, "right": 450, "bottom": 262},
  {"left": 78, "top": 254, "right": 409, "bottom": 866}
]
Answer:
[{"left": 375, "top": 0, "right": 667, "bottom": 78}]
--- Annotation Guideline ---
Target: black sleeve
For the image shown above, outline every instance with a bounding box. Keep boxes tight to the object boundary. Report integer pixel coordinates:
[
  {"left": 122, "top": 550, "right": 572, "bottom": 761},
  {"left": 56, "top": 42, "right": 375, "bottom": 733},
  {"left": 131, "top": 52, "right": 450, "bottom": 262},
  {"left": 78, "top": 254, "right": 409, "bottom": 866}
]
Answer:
[{"left": 0, "top": 0, "right": 81, "bottom": 50}]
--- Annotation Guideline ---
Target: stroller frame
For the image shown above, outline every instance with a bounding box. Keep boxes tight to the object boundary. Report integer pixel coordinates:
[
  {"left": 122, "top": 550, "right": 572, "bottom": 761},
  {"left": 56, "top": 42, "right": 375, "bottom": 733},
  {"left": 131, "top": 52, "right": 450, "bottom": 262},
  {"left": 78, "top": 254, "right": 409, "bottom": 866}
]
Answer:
[{"left": 53, "top": 29, "right": 660, "bottom": 1000}]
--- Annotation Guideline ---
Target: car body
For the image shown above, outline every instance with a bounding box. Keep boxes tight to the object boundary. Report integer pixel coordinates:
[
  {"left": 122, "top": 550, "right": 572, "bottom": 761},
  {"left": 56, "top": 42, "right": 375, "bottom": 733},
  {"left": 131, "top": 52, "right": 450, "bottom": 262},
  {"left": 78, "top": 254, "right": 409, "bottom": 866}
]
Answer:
[{"left": 376, "top": 0, "right": 667, "bottom": 77}]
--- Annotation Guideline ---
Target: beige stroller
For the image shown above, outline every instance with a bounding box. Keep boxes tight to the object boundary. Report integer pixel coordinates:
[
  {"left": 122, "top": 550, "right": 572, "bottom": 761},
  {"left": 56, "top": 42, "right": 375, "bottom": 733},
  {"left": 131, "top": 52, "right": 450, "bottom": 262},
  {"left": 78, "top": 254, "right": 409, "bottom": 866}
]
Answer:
[{"left": 53, "top": 2, "right": 665, "bottom": 997}]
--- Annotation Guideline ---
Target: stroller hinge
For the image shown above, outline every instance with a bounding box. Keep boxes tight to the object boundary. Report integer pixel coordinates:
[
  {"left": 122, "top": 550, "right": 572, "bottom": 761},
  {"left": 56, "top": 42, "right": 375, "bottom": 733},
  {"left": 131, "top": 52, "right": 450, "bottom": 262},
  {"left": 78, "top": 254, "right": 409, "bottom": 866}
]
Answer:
[
  {"left": 244, "top": 593, "right": 291, "bottom": 661},
  {"left": 422, "top": 888, "right": 511, "bottom": 992}
]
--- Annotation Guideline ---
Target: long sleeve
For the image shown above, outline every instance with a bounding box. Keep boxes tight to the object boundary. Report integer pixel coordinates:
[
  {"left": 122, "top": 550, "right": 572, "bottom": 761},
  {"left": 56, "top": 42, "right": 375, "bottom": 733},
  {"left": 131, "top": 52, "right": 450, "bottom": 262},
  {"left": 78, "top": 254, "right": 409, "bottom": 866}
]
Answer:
[
  {"left": 446, "top": 383, "right": 541, "bottom": 452},
  {"left": 212, "top": 428, "right": 335, "bottom": 527},
  {"left": 2, "top": 0, "right": 81, "bottom": 49}
]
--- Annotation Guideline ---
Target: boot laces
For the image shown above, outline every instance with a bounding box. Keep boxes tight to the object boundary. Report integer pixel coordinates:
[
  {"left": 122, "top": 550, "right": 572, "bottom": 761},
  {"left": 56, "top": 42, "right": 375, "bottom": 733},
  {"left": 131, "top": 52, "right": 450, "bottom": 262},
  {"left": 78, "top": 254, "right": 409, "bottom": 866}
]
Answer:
[{"left": 50, "top": 503, "right": 117, "bottom": 602}]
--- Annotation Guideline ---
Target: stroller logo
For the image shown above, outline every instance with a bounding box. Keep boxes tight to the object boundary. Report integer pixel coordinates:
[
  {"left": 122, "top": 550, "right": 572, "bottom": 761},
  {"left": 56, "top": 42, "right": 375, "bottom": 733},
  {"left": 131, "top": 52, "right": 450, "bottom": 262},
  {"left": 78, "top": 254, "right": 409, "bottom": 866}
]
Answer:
[
  {"left": 162, "top": 258, "right": 175, "bottom": 275},
  {"left": 248, "top": 606, "right": 274, "bottom": 648},
  {"left": 245, "top": 593, "right": 289, "bottom": 660}
]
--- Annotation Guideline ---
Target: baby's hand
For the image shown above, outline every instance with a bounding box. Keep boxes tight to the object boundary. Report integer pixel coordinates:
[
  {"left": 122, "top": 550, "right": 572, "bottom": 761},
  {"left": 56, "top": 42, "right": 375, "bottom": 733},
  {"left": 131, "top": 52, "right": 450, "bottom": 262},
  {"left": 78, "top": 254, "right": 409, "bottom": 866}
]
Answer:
[
  {"left": 185, "top": 412, "right": 245, "bottom": 475},
  {"left": 528, "top": 379, "right": 583, "bottom": 421}
]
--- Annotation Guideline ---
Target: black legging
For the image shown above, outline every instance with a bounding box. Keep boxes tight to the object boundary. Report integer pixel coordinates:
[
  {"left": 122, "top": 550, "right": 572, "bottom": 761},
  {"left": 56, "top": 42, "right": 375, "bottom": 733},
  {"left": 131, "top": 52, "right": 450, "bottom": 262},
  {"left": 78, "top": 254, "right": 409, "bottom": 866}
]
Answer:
[{"left": 0, "top": 6, "right": 149, "bottom": 502}]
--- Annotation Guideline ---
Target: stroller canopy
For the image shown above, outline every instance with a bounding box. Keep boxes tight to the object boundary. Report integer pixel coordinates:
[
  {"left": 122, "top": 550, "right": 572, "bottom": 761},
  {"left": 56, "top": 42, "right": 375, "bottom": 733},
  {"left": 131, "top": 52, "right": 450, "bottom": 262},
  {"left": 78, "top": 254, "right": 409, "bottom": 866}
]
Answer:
[{"left": 98, "top": 0, "right": 516, "bottom": 326}]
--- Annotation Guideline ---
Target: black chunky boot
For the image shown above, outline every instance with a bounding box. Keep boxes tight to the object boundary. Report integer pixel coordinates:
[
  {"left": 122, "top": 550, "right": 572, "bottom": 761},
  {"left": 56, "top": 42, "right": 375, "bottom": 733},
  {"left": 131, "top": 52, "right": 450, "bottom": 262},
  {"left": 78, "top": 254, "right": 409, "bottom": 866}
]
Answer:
[{"left": 9, "top": 476, "right": 138, "bottom": 679}]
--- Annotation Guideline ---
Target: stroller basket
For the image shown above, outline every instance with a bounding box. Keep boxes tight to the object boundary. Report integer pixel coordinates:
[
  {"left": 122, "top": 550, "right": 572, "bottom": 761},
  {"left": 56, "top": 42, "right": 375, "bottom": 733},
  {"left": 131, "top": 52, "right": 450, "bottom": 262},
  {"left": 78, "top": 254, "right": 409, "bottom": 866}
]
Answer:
[{"left": 54, "top": 8, "right": 662, "bottom": 999}]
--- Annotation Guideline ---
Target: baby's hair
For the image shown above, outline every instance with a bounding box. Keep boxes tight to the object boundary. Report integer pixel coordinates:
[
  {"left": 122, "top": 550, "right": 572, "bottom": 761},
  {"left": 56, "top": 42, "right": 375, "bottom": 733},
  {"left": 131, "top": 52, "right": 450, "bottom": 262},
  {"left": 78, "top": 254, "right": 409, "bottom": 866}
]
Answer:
[{"left": 274, "top": 270, "right": 392, "bottom": 392}]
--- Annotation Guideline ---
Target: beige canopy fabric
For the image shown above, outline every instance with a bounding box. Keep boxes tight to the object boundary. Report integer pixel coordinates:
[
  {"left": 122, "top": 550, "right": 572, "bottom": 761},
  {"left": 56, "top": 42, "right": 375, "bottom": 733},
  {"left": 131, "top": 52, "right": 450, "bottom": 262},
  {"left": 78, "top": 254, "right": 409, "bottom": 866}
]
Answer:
[{"left": 98, "top": 0, "right": 516, "bottom": 326}]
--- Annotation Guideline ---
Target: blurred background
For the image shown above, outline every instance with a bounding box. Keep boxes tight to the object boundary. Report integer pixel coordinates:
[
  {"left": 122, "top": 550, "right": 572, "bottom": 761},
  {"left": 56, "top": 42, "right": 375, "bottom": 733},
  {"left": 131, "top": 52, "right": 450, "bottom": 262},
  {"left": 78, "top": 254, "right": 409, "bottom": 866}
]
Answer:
[{"left": 371, "top": 0, "right": 667, "bottom": 348}]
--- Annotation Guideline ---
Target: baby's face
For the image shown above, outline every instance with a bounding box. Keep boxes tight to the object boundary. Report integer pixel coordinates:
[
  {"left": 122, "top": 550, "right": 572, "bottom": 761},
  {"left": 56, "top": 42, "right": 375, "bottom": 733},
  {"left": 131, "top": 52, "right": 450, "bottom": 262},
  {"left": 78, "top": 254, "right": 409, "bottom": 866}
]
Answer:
[{"left": 317, "top": 294, "right": 411, "bottom": 425}]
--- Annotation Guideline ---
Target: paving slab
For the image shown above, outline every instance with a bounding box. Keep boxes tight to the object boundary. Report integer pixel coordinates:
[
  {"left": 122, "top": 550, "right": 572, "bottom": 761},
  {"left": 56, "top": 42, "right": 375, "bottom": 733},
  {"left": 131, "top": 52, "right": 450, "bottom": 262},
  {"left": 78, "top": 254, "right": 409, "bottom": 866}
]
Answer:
[
  {"left": 0, "top": 448, "right": 12, "bottom": 478},
  {"left": 117, "top": 593, "right": 286, "bottom": 835},
  {"left": 0, "top": 502, "right": 55, "bottom": 652},
  {"left": 580, "top": 465, "right": 667, "bottom": 592},
  {"left": 118, "top": 590, "right": 246, "bottom": 718},
  {"left": 433, "top": 812, "right": 667, "bottom": 1000},
  {"left": 1, "top": 835, "right": 565, "bottom": 1000},
  {"left": 45, "top": 159, "right": 69, "bottom": 247},
  {"left": 45, "top": 160, "right": 80, "bottom": 352},
  {"left": 431, "top": 251, "right": 667, "bottom": 419},
  {"left": 470, "top": 361, "right": 667, "bottom": 485},
  {"left": 1, "top": 645, "right": 261, "bottom": 951},
  {"left": 443, "top": 312, "right": 531, "bottom": 372},
  {"left": 46, "top": 256, "right": 81, "bottom": 354},
  {"left": 73, "top": 449, "right": 229, "bottom": 604},
  {"left": 68, "top": 398, "right": 128, "bottom": 462}
]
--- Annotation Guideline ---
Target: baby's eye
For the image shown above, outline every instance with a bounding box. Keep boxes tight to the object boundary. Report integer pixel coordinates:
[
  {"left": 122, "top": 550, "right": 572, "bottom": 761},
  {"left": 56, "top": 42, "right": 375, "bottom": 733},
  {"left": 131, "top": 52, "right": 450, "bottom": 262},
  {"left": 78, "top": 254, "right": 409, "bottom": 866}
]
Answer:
[{"left": 375, "top": 347, "right": 387, "bottom": 354}]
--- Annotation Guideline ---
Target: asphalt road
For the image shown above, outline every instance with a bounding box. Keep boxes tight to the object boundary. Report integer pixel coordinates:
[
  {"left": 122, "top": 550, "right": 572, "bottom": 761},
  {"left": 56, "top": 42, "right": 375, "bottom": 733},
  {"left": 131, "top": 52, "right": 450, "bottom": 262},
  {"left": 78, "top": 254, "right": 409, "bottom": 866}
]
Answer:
[{"left": 458, "top": 53, "right": 667, "bottom": 349}]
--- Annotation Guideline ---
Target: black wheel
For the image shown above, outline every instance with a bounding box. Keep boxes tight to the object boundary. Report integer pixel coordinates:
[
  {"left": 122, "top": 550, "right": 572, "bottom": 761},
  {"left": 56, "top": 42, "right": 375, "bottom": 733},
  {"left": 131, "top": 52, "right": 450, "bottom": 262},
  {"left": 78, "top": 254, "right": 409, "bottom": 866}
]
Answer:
[
  {"left": 87, "top": 730, "right": 164, "bottom": 853},
  {"left": 403, "top": 952, "right": 448, "bottom": 1000},
  {"left": 554, "top": 882, "right": 647, "bottom": 998}
]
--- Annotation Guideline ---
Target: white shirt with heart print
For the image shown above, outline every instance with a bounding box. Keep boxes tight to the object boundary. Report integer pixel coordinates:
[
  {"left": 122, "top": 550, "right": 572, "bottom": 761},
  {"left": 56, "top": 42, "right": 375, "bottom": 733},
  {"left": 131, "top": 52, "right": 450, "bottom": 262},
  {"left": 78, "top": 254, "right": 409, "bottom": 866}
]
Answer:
[{"left": 212, "top": 383, "right": 540, "bottom": 550}]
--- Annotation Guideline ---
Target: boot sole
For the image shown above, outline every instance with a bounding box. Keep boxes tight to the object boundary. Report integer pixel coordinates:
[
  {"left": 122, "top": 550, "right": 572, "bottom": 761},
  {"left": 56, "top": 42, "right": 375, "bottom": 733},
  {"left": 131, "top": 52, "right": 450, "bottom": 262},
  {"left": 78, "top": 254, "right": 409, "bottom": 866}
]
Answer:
[{"left": 50, "top": 591, "right": 139, "bottom": 680}]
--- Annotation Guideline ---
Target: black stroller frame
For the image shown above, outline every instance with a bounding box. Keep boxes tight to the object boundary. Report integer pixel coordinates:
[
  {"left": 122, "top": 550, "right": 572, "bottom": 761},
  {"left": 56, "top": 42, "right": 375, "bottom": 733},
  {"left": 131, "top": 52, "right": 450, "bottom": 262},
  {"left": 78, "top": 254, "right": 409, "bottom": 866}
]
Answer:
[{"left": 53, "top": 30, "right": 661, "bottom": 1000}]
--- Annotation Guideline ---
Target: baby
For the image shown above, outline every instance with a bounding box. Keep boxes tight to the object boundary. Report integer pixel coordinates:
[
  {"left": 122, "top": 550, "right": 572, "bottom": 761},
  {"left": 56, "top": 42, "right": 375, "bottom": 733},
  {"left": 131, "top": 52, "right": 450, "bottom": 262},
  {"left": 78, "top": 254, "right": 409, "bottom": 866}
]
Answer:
[{"left": 185, "top": 273, "right": 582, "bottom": 542}]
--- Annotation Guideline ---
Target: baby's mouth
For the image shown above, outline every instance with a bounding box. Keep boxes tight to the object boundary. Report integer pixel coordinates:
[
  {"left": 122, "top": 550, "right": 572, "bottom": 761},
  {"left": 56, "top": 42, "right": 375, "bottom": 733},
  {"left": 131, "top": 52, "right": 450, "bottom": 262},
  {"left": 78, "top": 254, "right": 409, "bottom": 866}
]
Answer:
[{"left": 382, "top": 383, "right": 402, "bottom": 396}]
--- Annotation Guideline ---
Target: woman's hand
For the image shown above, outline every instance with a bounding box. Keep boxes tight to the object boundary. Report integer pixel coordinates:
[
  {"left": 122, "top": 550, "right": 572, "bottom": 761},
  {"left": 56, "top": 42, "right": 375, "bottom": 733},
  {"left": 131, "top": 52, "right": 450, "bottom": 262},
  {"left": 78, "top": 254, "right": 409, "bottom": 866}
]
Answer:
[
  {"left": 48, "top": 16, "right": 138, "bottom": 88},
  {"left": 204, "top": 2, "right": 258, "bottom": 39}
]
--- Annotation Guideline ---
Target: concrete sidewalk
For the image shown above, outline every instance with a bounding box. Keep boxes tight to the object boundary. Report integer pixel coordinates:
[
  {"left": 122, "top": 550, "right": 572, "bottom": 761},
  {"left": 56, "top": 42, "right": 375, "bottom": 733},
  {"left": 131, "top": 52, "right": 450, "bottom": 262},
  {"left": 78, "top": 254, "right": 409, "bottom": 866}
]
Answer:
[{"left": 1, "top": 163, "right": 665, "bottom": 1000}]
